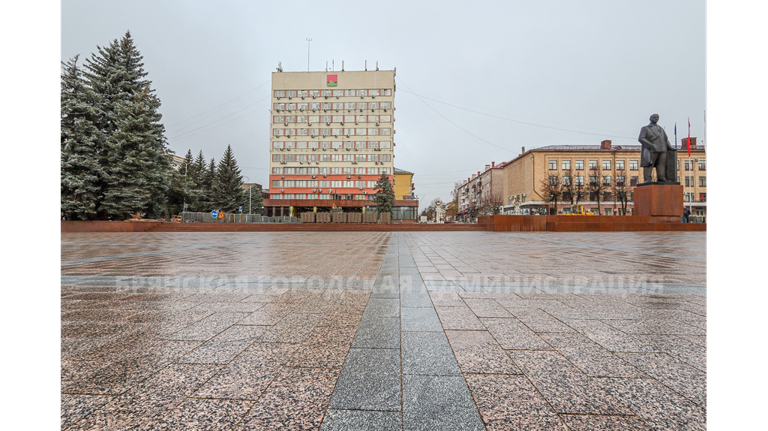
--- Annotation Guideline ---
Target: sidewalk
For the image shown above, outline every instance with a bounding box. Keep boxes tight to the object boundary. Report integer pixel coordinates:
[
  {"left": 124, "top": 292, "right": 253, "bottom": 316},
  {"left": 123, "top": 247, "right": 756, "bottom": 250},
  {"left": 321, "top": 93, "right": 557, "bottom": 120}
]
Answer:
[{"left": 61, "top": 231, "right": 706, "bottom": 430}]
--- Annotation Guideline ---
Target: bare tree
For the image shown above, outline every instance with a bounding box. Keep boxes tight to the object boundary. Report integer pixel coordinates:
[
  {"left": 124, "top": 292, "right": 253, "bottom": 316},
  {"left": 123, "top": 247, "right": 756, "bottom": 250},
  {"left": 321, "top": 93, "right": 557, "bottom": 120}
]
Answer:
[
  {"left": 613, "top": 169, "right": 633, "bottom": 215},
  {"left": 540, "top": 174, "right": 563, "bottom": 215},
  {"left": 478, "top": 192, "right": 504, "bottom": 216},
  {"left": 586, "top": 165, "right": 610, "bottom": 215}
]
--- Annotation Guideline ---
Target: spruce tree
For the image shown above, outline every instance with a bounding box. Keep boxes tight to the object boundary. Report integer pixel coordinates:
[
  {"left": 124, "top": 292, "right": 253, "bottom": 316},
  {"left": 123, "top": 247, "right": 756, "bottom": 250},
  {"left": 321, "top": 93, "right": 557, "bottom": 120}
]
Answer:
[
  {"left": 212, "top": 145, "right": 246, "bottom": 212},
  {"left": 165, "top": 149, "right": 194, "bottom": 216},
  {"left": 374, "top": 173, "right": 395, "bottom": 215},
  {"left": 249, "top": 186, "right": 264, "bottom": 215},
  {"left": 61, "top": 55, "right": 104, "bottom": 220},
  {"left": 83, "top": 31, "right": 170, "bottom": 219},
  {"left": 189, "top": 150, "right": 207, "bottom": 211},
  {"left": 202, "top": 158, "right": 217, "bottom": 210}
]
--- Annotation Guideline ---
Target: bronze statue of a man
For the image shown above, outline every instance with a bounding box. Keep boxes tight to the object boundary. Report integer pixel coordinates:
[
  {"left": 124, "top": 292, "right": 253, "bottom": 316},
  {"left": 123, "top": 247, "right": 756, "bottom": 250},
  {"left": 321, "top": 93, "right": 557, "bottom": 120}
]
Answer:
[{"left": 638, "top": 114, "right": 676, "bottom": 183}]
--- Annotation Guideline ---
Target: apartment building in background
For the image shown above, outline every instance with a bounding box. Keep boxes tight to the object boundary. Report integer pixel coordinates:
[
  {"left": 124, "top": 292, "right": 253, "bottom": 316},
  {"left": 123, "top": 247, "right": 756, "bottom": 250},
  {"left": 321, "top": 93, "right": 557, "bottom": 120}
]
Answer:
[
  {"left": 264, "top": 68, "right": 418, "bottom": 219},
  {"left": 457, "top": 161, "right": 506, "bottom": 219},
  {"left": 499, "top": 139, "right": 706, "bottom": 217}
]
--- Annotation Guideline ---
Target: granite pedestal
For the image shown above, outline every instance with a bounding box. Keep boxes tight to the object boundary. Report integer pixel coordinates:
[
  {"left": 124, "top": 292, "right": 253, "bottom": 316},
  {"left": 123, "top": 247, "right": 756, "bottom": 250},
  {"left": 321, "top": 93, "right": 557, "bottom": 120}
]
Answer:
[{"left": 634, "top": 183, "right": 684, "bottom": 223}]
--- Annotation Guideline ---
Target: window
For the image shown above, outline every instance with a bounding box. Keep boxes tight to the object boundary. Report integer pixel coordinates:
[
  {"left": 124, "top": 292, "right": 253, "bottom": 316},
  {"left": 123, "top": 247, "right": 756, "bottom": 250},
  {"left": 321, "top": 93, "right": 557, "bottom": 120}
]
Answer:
[
  {"left": 575, "top": 160, "right": 584, "bottom": 170},
  {"left": 629, "top": 160, "right": 638, "bottom": 170},
  {"left": 699, "top": 176, "right": 706, "bottom": 187},
  {"left": 589, "top": 160, "right": 598, "bottom": 169},
  {"left": 616, "top": 160, "right": 625, "bottom": 170},
  {"left": 684, "top": 192, "right": 694, "bottom": 202},
  {"left": 699, "top": 193, "right": 706, "bottom": 202},
  {"left": 274, "top": 90, "right": 285, "bottom": 98},
  {"left": 616, "top": 176, "right": 625, "bottom": 186},
  {"left": 685, "top": 160, "right": 693, "bottom": 171},
  {"left": 604, "top": 208, "right": 613, "bottom": 216},
  {"left": 589, "top": 176, "right": 598, "bottom": 185},
  {"left": 603, "top": 192, "right": 612, "bottom": 201},
  {"left": 602, "top": 160, "right": 611, "bottom": 170},
  {"left": 561, "top": 160, "right": 571, "bottom": 170},
  {"left": 676, "top": 159, "right": 680, "bottom": 171},
  {"left": 603, "top": 176, "right": 611, "bottom": 185},
  {"left": 698, "top": 160, "right": 706, "bottom": 171},
  {"left": 562, "top": 175, "right": 571, "bottom": 185},
  {"left": 331, "top": 181, "right": 342, "bottom": 187},
  {"left": 630, "top": 176, "right": 638, "bottom": 186},
  {"left": 548, "top": 160, "right": 557, "bottom": 170},
  {"left": 685, "top": 176, "right": 694, "bottom": 187},
  {"left": 549, "top": 176, "right": 558, "bottom": 185},
  {"left": 272, "top": 180, "right": 281, "bottom": 187},
  {"left": 575, "top": 176, "right": 584, "bottom": 185}
]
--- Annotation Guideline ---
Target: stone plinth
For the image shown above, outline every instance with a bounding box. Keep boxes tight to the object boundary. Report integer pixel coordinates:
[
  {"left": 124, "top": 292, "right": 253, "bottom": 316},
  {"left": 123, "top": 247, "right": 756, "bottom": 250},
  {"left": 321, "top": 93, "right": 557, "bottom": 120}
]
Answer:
[{"left": 634, "top": 183, "right": 684, "bottom": 222}]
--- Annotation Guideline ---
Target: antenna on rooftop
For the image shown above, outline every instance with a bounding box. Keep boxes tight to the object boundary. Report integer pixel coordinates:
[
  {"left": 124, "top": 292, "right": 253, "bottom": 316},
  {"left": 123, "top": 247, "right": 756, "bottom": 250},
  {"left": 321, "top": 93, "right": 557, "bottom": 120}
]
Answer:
[{"left": 306, "top": 36, "right": 312, "bottom": 71}]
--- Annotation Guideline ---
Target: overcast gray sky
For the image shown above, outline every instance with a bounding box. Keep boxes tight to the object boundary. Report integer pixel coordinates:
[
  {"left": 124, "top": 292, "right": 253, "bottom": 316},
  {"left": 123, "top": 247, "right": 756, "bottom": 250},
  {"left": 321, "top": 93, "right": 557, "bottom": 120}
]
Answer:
[{"left": 61, "top": 0, "right": 706, "bottom": 207}]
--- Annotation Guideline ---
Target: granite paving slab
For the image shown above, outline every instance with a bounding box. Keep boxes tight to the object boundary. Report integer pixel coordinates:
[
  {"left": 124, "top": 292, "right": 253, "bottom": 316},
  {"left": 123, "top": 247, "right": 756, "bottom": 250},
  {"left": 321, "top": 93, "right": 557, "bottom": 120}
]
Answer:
[{"left": 61, "top": 231, "right": 707, "bottom": 430}]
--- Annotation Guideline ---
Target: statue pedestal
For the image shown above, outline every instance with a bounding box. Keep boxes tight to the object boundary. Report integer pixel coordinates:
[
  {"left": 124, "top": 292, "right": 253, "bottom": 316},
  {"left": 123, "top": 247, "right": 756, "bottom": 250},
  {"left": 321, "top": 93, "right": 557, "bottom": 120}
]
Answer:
[{"left": 634, "top": 183, "right": 684, "bottom": 222}]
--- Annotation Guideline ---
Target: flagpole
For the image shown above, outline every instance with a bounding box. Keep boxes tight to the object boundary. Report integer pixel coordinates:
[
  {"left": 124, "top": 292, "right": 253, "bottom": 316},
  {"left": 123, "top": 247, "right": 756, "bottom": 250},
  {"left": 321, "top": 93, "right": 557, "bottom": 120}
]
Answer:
[{"left": 687, "top": 118, "right": 691, "bottom": 213}]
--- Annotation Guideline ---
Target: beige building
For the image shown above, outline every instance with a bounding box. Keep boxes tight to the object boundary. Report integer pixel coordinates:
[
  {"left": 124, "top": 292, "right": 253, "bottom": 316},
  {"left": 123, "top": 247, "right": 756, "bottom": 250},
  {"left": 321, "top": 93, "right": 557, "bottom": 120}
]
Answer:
[
  {"left": 266, "top": 69, "right": 397, "bottom": 216},
  {"left": 457, "top": 161, "right": 507, "bottom": 219},
  {"left": 500, "top": 139, "right": 706, "bottom": 217}
]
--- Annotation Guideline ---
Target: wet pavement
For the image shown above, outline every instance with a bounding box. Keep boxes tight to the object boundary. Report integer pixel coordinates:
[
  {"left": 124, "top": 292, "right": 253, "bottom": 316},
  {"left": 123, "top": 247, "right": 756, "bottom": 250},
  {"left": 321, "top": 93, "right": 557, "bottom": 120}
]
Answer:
[{"left": 61, "top": 231, "right": 706, "bottom": 430}]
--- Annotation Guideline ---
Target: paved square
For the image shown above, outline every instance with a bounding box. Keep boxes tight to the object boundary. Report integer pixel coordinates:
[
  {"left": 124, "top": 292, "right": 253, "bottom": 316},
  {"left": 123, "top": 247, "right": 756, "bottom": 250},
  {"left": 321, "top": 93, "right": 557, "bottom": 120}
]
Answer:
[{"left": 62, "top": 231, "right": 706, "bottom": 430}]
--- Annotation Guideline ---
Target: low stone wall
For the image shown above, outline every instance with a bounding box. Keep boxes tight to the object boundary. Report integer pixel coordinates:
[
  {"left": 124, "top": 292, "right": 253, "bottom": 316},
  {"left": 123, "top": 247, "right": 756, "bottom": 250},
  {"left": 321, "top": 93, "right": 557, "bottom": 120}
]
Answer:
[
  {"left": 62, "top": 221, "right": 485, "bottom": 232},
  {"left": 479, "top": 215, "right": 706, "bottom": 232}
]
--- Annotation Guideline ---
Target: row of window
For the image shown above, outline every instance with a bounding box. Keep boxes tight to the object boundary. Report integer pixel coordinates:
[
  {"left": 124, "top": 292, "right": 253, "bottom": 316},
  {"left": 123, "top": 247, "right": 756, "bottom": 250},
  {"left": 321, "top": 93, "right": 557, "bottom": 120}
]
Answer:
[
  {"left": 270, "top": 193, "right": 376, "bottom": 200},
  {"left": 549, "top": 175, "right": 707, "bottom": 188},
  {"left": 274, "top": 89, "right": 392, "bottom": 99},
  {"left": 273, "top": 128, "right": 391, "bottom": 137},
  {"left": 273, "top": 101, "right": 392, "bottom": 112},
  {"left": 684, "top": 193, "right": 707, "bottom": 202},
  {"left": 272, "top": 167, "right": 391, "bottom": 175},
  {"left": 273, "top": 115, "right": 391, "bottom": 124},
  {"left": 683, "top": 176, "right": 707, "bottom": 187},
  {"left": 273, "top": 180, "right": 379, "bottom": 188},
  {"left": 273, "top": 140, "right": 392, "bottom": 150},
  {"left": 550, "top": 175, "right": 639, "bottom": 186},
  {"left": 549, "top": 159, "right": 707, "bottom": 171},
  {"left": 272, "top": 154, "right": 391, "bottom": 163}
]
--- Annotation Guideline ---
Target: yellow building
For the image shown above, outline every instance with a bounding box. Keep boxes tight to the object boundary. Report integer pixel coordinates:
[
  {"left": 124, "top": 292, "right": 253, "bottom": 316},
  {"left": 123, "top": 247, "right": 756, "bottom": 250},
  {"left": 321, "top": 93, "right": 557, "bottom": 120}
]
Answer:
[
  {"left": 500, "top": 139, "right": 706, "bottom": 218},
  {"left": 394, "top": 168, "right": 415, "bottom": 200}
]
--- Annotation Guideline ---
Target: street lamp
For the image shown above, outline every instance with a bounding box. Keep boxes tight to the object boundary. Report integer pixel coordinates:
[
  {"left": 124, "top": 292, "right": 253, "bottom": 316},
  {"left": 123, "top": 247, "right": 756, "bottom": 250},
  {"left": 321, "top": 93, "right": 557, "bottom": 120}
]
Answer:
[{"left": 243, "top": 176, "right": 252, "bottom": 215}]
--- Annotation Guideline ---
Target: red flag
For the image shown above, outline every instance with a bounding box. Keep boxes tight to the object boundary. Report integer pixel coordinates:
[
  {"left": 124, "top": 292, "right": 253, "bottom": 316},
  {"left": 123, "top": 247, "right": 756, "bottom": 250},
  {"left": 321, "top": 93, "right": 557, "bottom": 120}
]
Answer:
[{"left": 687, "top": 118, "right": 691, "bottom": 157}]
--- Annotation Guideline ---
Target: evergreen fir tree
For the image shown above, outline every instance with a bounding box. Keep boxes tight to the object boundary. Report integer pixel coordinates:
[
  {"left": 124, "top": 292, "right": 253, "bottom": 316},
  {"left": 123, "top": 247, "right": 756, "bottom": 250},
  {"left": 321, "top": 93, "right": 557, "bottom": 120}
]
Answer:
[
  {"left": 189, "top": 150, "right": 207, "bottom": 211},
  {"left": 212, "top": 145, "right": 246, "bottom": 212},
  {"left": 202, "top": 158, "right": 217, "bottom": 210},
  {"left": 83, "top": 31, "right": 170, "bottom": 219},
  {"left": 374, "top": 173, "right": 395, "bottom": 215},
  {"left": 165, "top": 149, "right": 194, "bottom": 216},
  {"left": 248, "top": 186, "right": 264, "bottom": 215},
  {"left": 99, "top": 89, "right": 171, "bottom": 219},
  {"left": 61, "top": 55, "right": 104, "bottom": 220}
]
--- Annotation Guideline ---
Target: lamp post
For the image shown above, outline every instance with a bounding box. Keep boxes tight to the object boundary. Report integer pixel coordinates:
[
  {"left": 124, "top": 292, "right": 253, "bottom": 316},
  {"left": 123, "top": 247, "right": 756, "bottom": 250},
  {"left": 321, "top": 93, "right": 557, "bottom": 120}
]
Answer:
[{"left": 243, "top": 176, "right": 252, "bottom": 215}]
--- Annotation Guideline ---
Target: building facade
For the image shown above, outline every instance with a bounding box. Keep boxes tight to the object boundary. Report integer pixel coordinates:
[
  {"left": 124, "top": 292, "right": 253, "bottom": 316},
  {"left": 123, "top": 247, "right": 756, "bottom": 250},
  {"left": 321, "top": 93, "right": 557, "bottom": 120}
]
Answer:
[
  {"left": 264, "top": 69, "right": 418, "bottom": 217},
  {"left": 457, "top": 161, "right": 506, "bottom": 220},
  {"left": 500, "top": 139, "right": 706, "bottom": 217}
]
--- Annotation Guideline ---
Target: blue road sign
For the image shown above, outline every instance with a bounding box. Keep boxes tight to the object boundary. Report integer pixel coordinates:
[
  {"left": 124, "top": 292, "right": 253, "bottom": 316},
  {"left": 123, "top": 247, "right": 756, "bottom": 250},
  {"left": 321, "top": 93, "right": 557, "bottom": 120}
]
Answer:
[
  {"left": 211, "top": 210, "right": 218, "bottom": 218},
  {"left": 239, "top": 206, "right": 243, "bottom": 212}
]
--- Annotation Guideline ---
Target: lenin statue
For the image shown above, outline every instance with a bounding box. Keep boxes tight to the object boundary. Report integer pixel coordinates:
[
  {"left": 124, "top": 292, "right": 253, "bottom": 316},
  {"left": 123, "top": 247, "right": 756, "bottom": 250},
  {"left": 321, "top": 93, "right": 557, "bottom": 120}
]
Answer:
[{"left": 638, "top": 114, "right": 676, "bottom": 183}]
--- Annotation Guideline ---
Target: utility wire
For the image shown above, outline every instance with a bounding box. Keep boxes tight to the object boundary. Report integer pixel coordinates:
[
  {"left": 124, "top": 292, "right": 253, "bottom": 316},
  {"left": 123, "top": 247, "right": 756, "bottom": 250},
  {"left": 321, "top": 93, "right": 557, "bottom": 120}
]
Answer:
[
  {"left": 398, "top": 83, "right": 635, "bottom": 140},
  {"left": 167, "top": 95, "right": 270, "bottom": 141},
  {"left": 166, "top": 79, "right": 270, "bottom": 129},
  {"left": 396, "top": 77, "right": 516, "bottom": 153}
]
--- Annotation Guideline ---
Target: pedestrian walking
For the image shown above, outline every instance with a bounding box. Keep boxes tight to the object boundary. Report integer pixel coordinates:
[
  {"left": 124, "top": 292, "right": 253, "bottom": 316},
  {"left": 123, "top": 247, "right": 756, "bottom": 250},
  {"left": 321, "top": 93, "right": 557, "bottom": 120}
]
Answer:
[{"left": 683, "top": 207, "right": 691, "bottom": 223}]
